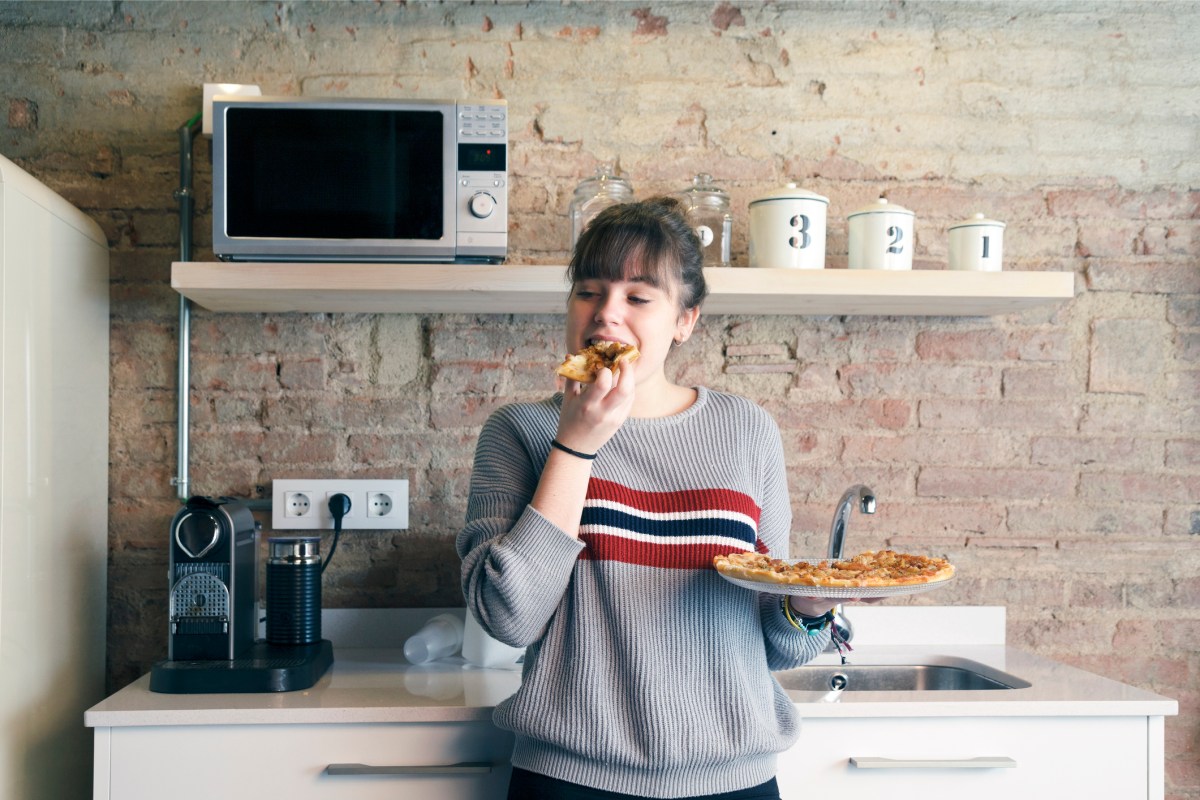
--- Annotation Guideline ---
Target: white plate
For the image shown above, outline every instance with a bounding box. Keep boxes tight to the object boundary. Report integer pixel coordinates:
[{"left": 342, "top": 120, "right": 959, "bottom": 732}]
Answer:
[{"left": 717, "top": 572, "right": 954, "bottom": 598}]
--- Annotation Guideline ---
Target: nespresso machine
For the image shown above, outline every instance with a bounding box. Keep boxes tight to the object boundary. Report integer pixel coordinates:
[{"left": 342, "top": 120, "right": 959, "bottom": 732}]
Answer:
[
  {"left": 166, "top": 496, "right": 256, "bottom": 661},
  {"left": 150, "top": 496, "right": 333, "bottom": 693}
]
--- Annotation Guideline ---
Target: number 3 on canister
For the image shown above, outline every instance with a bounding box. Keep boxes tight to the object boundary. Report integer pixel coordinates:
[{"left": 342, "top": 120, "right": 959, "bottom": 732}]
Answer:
[{"left": 788, "top": 214, "right": 811, "bottom": 249}]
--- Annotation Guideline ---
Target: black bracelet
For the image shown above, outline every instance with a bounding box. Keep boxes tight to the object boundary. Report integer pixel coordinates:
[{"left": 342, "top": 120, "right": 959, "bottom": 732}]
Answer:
[{"left": 551, "top": 439, "right": 597, "bottom": 460}]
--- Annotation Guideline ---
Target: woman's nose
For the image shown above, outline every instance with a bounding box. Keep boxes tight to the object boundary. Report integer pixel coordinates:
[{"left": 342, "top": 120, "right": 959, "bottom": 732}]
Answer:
[{"left": 594, "top": 293, "right": 622, "bottom": 323}]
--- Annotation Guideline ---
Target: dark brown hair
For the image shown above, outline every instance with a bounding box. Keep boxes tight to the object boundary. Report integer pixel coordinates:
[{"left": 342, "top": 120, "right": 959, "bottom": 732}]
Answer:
[{"left": 567, "top": 196, "right": 708, "bottom": 312}]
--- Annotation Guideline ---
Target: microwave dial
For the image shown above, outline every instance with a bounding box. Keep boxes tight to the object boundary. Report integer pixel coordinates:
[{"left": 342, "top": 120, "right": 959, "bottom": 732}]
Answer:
[{"left": 468, "top": 192, "right": 497, "bottom": 219}]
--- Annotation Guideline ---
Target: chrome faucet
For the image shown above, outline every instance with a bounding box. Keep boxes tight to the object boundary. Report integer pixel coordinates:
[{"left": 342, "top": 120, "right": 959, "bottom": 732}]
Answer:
[{"left": 825, "top": 485, "right": 876, "bottom": 653}]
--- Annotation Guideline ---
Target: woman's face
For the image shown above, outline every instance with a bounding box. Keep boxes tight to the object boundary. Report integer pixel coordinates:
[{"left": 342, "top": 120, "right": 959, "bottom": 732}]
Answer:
[{"left": 566, "top": 270, "right": 699, "bottom": 385}]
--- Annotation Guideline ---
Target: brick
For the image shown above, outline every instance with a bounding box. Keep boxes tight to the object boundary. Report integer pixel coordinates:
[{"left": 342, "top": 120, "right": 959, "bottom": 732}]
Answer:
[
  {"left": 1085, "top": 260, "right": 1200, "bottom": 294},
  {"left": 846, "top": 328, "right": 915, "bottom": 362},
  {"left": 261, "top": 431, "right": 341, "bottom": 466},
  {"left": 918, "top": 399, "right": 1079, "bottom": 430},
  {"left": 1001, "top": 365, "right": 1078, "bottom": 398},
  {"left": 768, "top": 398, "right": 912, "bottom": 431},
  {"left": 278, "top": 357, "right": 326, "bottom": 390},
  {"left": 966, "top": 535, "right": 1056, "bottom": 550},
  {"left": 725, "top": 343, "right": 789, "bottom": 358},
  {"left": 1066, "top": 580, "right": 1124, "bottom": 609},
  {"left": 1030, "top": 435, "right": 1154, "bottom": 467},
  {"left": 789, "top": 365, "right": 843, "bottom": 401},
  {"left": 1088, "top": 318, "right": 1168, "bottom": 394},
  {"left": 346, "top": 433, "right": 432, "bottom": 467},
  {"left": 1047, "top": 187, "right": 1200, "bottom": 220},
  {"left": 7, "top": 97, "right": 38, "bottom": 129},
  {"left": 839, "top": 362, "right": 998, "bottom": 398},
  {"left": 1081, "top": 472, "right": 1200, "bottom": 505},
  {"left": 842, "top": 432, "right": 1023, "bottom": 466},
  {"left": 430, "top": 394, "right": 508, "bottom": 430},
  {"left": 1007, "top": 503, "right": 1164, "bottom": 536},
  {"left": 1010, "top": 329, "right": 1072, "bottom": 362},
  {"left": 915, "top": 329, "right": 1010, "bottom": 361},
  {"left": 917, "top": 466, "right": 1076, "bottom": 499},
  {"left": 431, "top": 361, "right": 508, "bottom": 395},
  {"left": 1166, "top": 440, "right": 1200, "bottom": 468},
  {"left": 1081, "top": 398, "right": 1189, "bottom": 435},
  {"left": 1167, "top": 295, "right": 1200, "bottom": 326},
  {"left": 724, "top": 362, "right": 798, "bottom": 374},
  {"left": 875, "top": 501, "right": 1006, "bottom": 536},
  {"left": 1164, "top": 507, "right": 1200, "bottom": 536},
  {"left": 212, "top": 395, "right": 265, "bottom": 425}
]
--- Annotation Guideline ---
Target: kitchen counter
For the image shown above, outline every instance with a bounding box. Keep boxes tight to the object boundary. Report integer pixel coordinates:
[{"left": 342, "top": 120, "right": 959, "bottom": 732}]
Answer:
[{"left": 85, "top": 607, "right": 1176, "bottom": 728}]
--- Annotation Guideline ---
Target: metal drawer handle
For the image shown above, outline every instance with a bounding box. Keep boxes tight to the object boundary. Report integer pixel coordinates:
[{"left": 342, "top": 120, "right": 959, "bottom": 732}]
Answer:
[
  {"left": 850, "top": 756, "right": 1017, "bottom": 770},
  {"left": 326, "top": 762, "right": 492, "bottom": 776}
]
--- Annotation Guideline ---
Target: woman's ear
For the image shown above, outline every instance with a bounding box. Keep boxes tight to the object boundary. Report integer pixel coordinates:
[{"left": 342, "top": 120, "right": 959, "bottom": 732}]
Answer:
[{"left": 675, "top": 305, "right": 701, "bottom": 344}]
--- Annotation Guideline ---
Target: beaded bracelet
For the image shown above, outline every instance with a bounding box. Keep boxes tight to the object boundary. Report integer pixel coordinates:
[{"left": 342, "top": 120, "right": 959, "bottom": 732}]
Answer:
[{"left": 780, "top": 597, "right": 835, "bottom": 636}]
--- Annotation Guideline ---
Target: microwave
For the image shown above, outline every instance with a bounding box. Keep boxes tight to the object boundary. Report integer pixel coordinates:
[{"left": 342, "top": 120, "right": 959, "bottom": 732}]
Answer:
[{"left": 212, "top": 96, "right": 508, "bottom": 263}]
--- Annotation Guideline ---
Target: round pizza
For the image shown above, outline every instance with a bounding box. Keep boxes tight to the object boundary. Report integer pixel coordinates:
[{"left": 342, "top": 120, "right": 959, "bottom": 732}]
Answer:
[{"left": 712, "top": 549, "right": 955, "bottom": 588}]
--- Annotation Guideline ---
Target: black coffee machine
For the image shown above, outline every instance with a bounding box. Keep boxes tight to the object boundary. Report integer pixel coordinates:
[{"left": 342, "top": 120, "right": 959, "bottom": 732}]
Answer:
[
  {"left": 150, "top": 496, "right": 333, "bottom": 693},
  {"left": 166, "top": 496, "right": 257, "bottom": 661}
]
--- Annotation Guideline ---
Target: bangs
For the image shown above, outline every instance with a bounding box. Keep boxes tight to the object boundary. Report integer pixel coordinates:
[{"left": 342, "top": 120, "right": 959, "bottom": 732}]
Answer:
[{"left": 568, "top": 219, "right": 678, "bottom": 291}]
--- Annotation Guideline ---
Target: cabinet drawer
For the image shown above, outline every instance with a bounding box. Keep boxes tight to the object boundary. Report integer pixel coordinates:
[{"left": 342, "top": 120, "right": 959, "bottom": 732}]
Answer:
[
  {"left": 779, "top": 716, "right": 1148, "bottom": 800},
  {"left": 104, "top": 721, "right": 514, "bottom": 800}
]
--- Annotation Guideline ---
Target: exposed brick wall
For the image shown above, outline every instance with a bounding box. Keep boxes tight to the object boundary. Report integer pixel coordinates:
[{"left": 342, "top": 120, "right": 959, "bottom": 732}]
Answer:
[{"left": 2, "top": 1, "right": 1197, "bottom": 794}]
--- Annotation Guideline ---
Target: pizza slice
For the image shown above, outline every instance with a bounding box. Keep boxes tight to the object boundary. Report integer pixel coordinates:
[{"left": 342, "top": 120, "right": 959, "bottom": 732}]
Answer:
[{"left": 556, "top": 340, "right": 640, "bottom": 383}]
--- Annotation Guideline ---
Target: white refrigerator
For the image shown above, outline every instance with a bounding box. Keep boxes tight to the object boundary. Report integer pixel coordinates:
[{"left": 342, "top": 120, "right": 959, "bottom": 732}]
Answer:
[{"left": 0, "top": 153, "right": 109, "bottom": 799}]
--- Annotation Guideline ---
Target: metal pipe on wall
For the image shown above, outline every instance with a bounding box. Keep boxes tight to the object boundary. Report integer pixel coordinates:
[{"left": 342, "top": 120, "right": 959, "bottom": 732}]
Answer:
[{"left": 173, "top": 115, "right": 200, "bottom": 504}]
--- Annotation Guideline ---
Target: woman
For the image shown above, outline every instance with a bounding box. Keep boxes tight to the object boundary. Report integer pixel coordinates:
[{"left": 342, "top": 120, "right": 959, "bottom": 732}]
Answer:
[{"left": 457, "top": 197, "right": 836, "bottom": 800}]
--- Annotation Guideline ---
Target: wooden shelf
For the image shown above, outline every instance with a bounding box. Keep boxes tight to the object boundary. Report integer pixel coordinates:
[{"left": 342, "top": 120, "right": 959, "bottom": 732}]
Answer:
[{"left": 172, "top": 262, "right": 1075, "bottom": 317}]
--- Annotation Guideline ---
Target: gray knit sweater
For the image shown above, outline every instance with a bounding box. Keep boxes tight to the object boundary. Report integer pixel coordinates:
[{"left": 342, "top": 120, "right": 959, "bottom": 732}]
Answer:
[{"left": 457, "top": 387, "right": 828, "bottom": 798}]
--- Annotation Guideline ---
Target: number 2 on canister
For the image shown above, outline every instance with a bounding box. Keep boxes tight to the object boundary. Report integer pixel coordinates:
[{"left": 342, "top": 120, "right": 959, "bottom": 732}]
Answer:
[{"left": 886, "top": 226, "right": 905, "bottom": 254}]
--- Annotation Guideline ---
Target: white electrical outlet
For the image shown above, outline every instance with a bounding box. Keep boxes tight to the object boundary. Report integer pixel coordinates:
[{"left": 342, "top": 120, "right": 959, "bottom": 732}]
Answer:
[{"left": 272, "top": 479, "right": 409, "bottom": 530}]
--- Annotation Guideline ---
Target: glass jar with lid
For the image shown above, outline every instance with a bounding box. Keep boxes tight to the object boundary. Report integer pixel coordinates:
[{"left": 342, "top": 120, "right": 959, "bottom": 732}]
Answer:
[
  {"left": 569, "top": 162, "right": 634, "bottom": 251},
  {"left": 676, "top": 173, "right": 732, "bottom": 267}
]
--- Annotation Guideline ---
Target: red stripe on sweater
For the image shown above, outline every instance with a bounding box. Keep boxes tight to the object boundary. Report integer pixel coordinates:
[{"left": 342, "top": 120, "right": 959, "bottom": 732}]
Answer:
[
  {"left": 578, "top": 534, "right": 770, "bottom": 568},
  {"left": 586, "top": 478, "right": 761, "bottom": 523}
]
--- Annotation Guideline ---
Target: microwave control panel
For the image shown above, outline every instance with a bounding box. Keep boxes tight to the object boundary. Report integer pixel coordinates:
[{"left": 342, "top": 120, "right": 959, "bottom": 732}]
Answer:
[{"left": 455, "top": 102, "right": 508, "bottom": 261}]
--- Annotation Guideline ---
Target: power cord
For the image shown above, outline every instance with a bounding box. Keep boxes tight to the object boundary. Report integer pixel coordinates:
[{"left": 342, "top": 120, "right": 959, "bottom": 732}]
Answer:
[{"left": 323, "top": 492, "right": 351, "bottom": 574}]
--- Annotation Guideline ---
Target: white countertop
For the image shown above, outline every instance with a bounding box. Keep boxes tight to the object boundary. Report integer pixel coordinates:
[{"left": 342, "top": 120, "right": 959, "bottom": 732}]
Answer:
[{"left": 85, "top": 607, "right": 1177, "bottom": 728}]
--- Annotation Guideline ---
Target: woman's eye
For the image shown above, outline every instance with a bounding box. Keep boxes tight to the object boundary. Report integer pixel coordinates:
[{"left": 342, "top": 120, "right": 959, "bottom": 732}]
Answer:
[
  {"left": 573, "top": 290, "right": 597, "bottom": 299},
  {"left": 628, "top": 295, "right": 651, "bottom": 305}
]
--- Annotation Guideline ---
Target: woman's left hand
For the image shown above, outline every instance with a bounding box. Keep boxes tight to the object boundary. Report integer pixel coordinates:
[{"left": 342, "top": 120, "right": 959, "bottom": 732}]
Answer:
[{"left": 787, "top": 595, "right": 885, "bottom": 618}]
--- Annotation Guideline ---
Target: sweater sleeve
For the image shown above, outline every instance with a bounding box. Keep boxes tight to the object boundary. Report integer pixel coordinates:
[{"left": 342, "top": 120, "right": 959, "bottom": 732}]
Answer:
[
  {"left": 456, "top": 407, "right": 585, "bottom": 648},
  {"left": 753, "top": 411, "right": 832, "bottom": 669}
]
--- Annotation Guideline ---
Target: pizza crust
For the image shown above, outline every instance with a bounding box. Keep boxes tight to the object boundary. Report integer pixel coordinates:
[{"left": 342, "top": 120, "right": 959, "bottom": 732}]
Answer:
[
  {"left": 556, "top": 341, "right": 640, "bottom": 383},
  {"left": 713, "top": 549, "right": 955, "bottom": 588}
]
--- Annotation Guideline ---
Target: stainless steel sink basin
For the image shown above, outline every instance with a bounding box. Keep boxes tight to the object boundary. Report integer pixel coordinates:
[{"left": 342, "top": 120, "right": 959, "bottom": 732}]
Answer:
[{"left": 775, "top": 659, "right": 1030, "bottom": 692}]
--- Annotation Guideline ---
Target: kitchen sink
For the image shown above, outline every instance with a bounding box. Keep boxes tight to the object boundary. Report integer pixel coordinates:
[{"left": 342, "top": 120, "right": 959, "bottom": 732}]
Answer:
[{"left": 775, "top": 659, "right": 1031, "bottom": 692}]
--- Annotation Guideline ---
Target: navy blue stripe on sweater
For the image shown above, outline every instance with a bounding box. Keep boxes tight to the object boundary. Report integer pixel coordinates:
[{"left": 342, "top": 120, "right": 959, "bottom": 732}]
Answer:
[{"left": 579, "top": 506, "right": 757, "bottom": 547}]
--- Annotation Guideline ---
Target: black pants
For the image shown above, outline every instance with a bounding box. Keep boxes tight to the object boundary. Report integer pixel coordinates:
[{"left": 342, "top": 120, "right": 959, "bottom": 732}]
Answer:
[{"left": 506, "top": 768, "right": 782, "bottom": 800}]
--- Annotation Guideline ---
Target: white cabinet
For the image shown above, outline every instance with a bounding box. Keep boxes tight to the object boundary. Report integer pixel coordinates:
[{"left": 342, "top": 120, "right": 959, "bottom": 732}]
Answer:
[
  {"left": 778, "top": 715, "right": 1159, "bottom": 800},
  {"left": 93, "top": 720, "right": 514, "bottom": 800}
]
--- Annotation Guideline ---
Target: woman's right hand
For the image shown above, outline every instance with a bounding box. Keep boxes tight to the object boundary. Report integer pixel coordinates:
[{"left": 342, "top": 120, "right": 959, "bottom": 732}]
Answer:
[{"left": 555, "top": 365, "right": 635, "bottom": 455}]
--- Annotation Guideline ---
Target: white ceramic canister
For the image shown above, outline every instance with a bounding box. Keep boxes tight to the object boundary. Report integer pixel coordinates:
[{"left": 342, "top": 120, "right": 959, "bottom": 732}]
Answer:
[
  {"left": 948, "top": 213, "right": 1006, "bottom": 272},
  {"left": 847, "top": 198, "right": 916, "bottom": 270},
  {"left": 747, "top": 183, "right": 829, "bottom": 269}
]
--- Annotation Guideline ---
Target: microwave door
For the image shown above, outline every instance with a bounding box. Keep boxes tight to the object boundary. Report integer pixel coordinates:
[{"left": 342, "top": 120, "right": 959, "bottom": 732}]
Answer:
[{"left": 215, "top": 103, "right": 457, "bottom": 261}]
